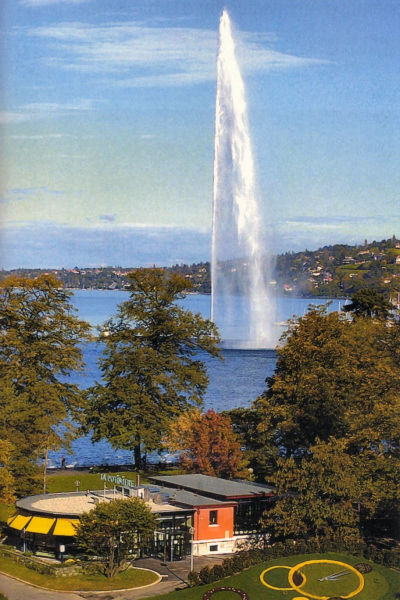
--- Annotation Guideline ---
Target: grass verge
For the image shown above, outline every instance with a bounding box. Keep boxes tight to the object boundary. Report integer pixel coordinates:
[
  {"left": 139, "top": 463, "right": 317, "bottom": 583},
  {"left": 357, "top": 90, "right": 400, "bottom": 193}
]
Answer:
[
  {"left": 0, "top": 555, "right": 159, "bottom": 591},
  {"left": 46, "top": 467, "right": 185, "bottom": 493},
  {"left": 156, "top": 553, "right": 400, "bottom": 600}
]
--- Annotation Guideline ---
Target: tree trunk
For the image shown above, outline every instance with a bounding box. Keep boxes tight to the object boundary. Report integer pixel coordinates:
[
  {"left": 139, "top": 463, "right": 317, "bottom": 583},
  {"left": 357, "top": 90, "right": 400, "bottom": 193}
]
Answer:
[
  {"left": 43, "top": 447, "right": 48, "bottom": 494},
  {"left": 134, "top": 443, "right": 141, "bottom": 469}
]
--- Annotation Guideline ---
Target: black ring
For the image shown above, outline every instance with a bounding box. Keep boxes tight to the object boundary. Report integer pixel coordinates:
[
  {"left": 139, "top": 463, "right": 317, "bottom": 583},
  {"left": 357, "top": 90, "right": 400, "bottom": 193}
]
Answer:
[{"left": 203, "top": 587, "right": 249, "bottom": 599}]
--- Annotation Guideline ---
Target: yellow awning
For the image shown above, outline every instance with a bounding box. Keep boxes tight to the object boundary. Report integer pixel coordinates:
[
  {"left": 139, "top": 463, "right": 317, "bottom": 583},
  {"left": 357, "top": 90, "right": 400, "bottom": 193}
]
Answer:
[
  {"left": 8, "top": 515, "right": 32, "bottom": 530},
  {"left": 53, "top": 518, "right": 79, "bottom": 536},
  {"left": 25, "top": 516, "right": 55, "bottom": 534}
]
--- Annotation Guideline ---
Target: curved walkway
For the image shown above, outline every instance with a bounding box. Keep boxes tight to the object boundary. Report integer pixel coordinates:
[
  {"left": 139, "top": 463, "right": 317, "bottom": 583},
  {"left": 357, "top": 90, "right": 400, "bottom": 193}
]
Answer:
[
  {"left": 0, "top": 572, "right": 179, "bottom": 600},
  {"left": 0, "top": 572, "right": 83, "bottom": 600},
  {"left": 0, "top": 556, "right": 226, "bottom": 600}
]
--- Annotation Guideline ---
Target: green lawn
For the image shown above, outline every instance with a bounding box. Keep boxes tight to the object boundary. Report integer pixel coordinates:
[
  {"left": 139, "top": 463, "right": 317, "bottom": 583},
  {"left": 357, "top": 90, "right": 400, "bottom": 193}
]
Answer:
[
  {"left": 46, "top": 467, "right": 185, "bottom": 493},
  {"left": 46, "top": 470, "right": 136, "bottom": 493},
  {"left": 0, "top": 554, "right": 159, "bottom": 591},
  {"left": 156, "top": 553, "right": 400, "bottom": 600}
]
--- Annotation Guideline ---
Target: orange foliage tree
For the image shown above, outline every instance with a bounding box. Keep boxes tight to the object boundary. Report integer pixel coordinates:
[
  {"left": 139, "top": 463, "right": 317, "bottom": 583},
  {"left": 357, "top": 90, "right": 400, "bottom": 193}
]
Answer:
[{"left": 166, "top": 409, "right": 248, "bottom": 479}]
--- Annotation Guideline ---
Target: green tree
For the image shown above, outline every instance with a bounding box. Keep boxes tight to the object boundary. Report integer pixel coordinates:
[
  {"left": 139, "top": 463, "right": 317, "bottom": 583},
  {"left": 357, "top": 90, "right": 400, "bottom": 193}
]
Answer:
[
  {"left": 165, "top": 409, "right": 248, "bottom": 479},
  {"left": 76, "top": 498, "right": 157, "bottom": 577},
  {"left": 224, "top": 407, "right": 279, "bottom": 481},
  {"left": 85, "top": 268, "right": 221, "bottom": 468},
  {"left": 344, "top": 288, "right": 394, "bottom": 319},
  {"left": 261, "top": 439, "right": 362, "bottom": 543},
  {"left": 0, "top": 275, "right": 91, "bottom": 495},
  {"left": 255, "top": 307, "right": 400, "bottom": 538},
  {"left": 255, "top": 307, "right": 400, "bottom": 459}
]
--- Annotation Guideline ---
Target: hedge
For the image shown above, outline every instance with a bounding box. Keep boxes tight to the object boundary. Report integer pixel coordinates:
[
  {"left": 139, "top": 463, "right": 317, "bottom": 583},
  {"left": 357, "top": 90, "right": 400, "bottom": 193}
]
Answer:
[
  {"left": 0, "top": 547, "right": 58, "bottom": 575},
  {"left": 188, "top": 538, "right": 400, "bottom": 587}
]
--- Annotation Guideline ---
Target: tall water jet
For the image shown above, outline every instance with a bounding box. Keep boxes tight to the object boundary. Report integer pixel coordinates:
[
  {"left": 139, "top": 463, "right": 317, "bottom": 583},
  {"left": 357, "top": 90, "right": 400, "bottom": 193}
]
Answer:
[{"left": 211, "top": 10, "right": 276, "bottom": 348}]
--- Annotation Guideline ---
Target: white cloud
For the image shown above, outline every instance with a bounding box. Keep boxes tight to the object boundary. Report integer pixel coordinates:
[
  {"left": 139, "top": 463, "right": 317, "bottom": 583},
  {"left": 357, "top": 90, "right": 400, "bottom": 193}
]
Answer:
[
  {"left": 3, "top": 187, "right": 66, "bottom": 203},
  {"left": 0, "top": 221, "right": 211, "bottom": 269},
  {"left": 29, "top": 21, "right": 329, "bottom": 87},
  {"left": 8, "top": 133, "right": 75, "bottom": 139},
  {"left": 22, "top": 99, "right": 95, "bottom": 113},
  {"left": 273, "top": 215, "right": 400, "bottom": 253},
  {"left": 20, "top": 0, "right": 93, "bottom": 7},
  {"left": 1, "top": 99, "right": 95, "bottom": 124},
  {"left": 0, "top": 111, "right": 30, "bottom": 124}
]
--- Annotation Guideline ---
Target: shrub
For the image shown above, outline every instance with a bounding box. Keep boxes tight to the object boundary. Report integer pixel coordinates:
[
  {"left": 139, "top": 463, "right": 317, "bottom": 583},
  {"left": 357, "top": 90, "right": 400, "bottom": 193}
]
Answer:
[
  {"left": 221, "top": 558, "right": 235, "bottom": 577},
  {"left": 199, "top": 566, "right": 213, "bottom": 584},
  {"left": 210, "top": 564, "right": 225, "bottom": 580},
  {"left": 188, "top": 570, "right": 201, "bottom": 587}
]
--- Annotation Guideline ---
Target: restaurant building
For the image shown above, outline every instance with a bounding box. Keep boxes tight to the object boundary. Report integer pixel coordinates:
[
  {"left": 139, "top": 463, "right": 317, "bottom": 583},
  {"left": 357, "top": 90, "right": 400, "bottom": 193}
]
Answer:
[{"left": 7, "top": 474, "right": 275, "bottom": 559}]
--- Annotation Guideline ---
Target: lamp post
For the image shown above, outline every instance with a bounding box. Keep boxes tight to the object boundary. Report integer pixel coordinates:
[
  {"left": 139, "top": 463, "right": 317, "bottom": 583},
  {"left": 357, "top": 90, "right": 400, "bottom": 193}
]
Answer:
[
  {"left": 189, "top": 526, "right": 195, "bottom": 573},
  {"left": 59, "top": 544, "right": 65, "bottom": 563}
]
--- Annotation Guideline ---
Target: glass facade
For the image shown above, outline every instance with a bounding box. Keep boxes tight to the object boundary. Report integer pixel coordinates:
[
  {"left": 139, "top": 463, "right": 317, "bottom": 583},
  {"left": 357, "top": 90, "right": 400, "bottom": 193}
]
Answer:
[
  {"left": 148, "top": 512, "right": 193, "bottom": 560},
  {"left": 234, "top": 498, "right": 272, "bottom": 535}
]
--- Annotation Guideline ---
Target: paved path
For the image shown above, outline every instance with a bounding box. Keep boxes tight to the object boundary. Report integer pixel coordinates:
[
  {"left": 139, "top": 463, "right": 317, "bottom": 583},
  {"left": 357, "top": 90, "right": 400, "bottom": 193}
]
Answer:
[
  {"left": 0, "top": 573, "right": 83, "bottom": 600},
  {"left": 0, "top": 556, "right": 226, "bottom": 600}
]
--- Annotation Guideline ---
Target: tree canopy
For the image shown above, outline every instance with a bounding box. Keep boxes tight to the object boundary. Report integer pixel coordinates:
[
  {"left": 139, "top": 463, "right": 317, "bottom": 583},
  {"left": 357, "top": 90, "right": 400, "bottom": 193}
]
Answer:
[
  {"left": 253, "top": 306, "right": 400, "bottom": 540},
  {"left": 75, "top": 498, "right": 157, "bottom": 577},
  {"left": 343, "top": 288, "right": 394, "bottom": 320},
  {"left": 254, "top": 306, "right": 400, "bottom": 460},
  {"left": 85, "top": 268, "right": 221, "bottom": 467},
  {"left": 261, "top": 438, "right": 366, "bottom": 544},
  {"left": 0, "top": 275, "right": 91, "bottom": 495},
  {"left": 165, "top": 409, "right": 248, "bottom": 479},
  {"left": 0, "top": 440, "right": 15, "bottom": 504}
]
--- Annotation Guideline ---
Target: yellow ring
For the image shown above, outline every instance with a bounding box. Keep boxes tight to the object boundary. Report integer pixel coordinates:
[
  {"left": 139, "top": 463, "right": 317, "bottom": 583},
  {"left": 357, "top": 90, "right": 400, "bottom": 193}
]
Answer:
[
  {"left": 260, "top": 565, "right": 306, "bottom": 591},
  {"left": 288, "top": 559, "right": 364, "bottom": 600}
]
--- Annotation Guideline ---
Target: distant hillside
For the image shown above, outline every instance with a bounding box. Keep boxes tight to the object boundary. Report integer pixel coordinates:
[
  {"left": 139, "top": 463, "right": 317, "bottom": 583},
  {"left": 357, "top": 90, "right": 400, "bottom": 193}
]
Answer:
[
  {"left": 1, "top": 236, "right": 399, "bottom": 304},
  {"left": 275, "top": 235, "right": 400, "bottom": 301}
]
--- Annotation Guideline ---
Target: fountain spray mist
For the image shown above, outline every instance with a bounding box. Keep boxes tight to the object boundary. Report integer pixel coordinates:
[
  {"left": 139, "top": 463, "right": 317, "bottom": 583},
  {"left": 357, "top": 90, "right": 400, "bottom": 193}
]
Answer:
[{"left": 211, "top": 10, "right": 276, "bottom": 348}]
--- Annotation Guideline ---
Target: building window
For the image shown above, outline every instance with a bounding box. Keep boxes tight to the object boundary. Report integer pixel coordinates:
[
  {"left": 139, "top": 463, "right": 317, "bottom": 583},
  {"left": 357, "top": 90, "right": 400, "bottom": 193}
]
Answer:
[
  {"left": 209, "top": 510, "right": 218, "bottom": 525},
  {"left": 209, "top": 544, "right": 218, "bottom": 552}
]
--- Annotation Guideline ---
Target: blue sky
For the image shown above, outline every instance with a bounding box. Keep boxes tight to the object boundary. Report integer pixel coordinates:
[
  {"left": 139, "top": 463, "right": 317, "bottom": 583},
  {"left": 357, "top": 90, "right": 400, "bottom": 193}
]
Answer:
[{"left": 1, "top": 0, "right": 400, "bottom": 268}]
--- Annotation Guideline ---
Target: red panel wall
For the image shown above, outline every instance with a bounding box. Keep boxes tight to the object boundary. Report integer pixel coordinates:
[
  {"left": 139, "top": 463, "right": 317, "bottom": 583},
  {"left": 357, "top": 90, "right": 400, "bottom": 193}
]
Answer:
[{"left": 194, "top": 506, "right": 234, "bottom": 541}]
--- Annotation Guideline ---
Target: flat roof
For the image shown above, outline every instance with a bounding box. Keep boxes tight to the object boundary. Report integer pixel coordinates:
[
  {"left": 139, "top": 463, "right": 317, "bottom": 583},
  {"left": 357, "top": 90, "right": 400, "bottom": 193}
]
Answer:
[
  {"left": 156, "top": 486, "right": 235, "bottom": 508},
  {"left": 149, "top": 474, "right": 275, "bottom": 500},
  {"left": 16, "top": 491, "right": 185, "bottom": 517}
]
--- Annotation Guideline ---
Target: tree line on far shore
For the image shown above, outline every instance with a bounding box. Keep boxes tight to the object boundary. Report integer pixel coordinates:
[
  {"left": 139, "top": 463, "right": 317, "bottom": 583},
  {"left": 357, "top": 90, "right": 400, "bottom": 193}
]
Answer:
[
  {"left": 0, "top": 270, "right": 398, "bottom": 546},
  {"left": 2, "top": 234, "right": 400, "bottom": 299}
]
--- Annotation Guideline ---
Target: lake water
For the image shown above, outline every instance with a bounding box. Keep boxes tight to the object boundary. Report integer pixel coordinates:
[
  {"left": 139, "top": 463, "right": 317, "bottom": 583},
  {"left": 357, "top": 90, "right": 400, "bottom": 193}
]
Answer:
[{"left": 49, "top": 291, "right": 343, "bottom": 468}]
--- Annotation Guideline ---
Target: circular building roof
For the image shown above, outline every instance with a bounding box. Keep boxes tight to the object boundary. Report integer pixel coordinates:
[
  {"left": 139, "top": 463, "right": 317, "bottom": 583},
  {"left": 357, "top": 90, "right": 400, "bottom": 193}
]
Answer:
[{"left": 16, "top": 491, "right": 106, "bottom": 517}]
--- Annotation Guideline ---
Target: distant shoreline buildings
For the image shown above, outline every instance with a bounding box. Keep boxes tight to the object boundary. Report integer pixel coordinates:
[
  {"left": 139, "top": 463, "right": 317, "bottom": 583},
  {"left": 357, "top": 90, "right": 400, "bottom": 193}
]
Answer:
[{"left": 1, "top": 235, "right": 399, "bottom": 300}]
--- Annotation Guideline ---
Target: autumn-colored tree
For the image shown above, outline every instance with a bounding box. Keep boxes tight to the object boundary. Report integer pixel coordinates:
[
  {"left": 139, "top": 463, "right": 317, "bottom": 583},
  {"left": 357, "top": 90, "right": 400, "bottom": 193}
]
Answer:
[
  {"left": 76, "top": 498, "right": 157, "bottom": 577},
  {"left": 0, "top": 275, "right": 91, "bottom": 495},
  {"left": 85, "top": 269, "right": 221, "bottom": 468},
  {"left": 166, "top": 409, "right": 248, "bottom": 479}
]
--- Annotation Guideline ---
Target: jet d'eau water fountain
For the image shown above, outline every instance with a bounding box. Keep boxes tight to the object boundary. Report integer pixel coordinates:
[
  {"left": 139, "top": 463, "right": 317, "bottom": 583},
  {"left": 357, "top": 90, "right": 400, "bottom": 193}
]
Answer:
[{"left": 211, "top": 10, "right": 276, "bottom": 349}]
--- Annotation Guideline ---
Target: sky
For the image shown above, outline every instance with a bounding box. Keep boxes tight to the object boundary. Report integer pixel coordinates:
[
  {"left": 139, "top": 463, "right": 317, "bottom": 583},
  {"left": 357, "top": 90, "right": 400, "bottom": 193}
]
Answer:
[{"left": 1, "top": 0, "right": 400, "bottom": 269}]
